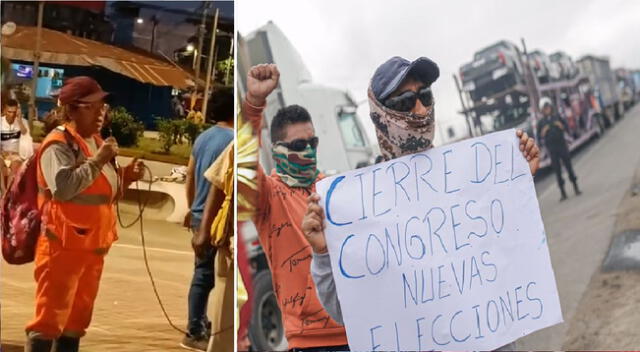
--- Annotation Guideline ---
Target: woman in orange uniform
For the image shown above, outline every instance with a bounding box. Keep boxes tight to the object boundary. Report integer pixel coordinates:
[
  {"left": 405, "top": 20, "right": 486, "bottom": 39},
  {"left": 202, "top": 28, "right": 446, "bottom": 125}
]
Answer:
[{"left": 25, "top": 76, "right": 144, "bottom": 352}]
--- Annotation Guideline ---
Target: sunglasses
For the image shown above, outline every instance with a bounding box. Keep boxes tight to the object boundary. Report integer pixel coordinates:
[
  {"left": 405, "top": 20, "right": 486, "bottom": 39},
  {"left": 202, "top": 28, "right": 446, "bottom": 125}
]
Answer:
[
  {"left": 276, "top": 136, "right": 319, "bottom": 152},
  {"left": 383, "top": 86, "right": 434, "bottom": 112}
]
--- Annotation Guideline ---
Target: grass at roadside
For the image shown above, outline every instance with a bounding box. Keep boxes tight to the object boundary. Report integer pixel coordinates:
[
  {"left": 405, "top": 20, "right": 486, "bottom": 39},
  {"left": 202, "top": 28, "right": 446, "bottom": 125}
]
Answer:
[
  {"left": 120, "top": 136, "right": 191, "bottom": 165},
  {"left": 33, "top": 123, "right": 191, "bottom": 165}
]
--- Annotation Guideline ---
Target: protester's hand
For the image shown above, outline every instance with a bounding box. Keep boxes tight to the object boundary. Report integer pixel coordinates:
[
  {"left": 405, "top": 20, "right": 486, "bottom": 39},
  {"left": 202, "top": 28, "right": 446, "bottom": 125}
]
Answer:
[
  {"left": 302, "top": 193, "right": 328, "bottom": 254},
  {"left": 516, "top": 129, "right": 539, "bottom": 175},
  {"left": 229, "top": 236, "right": 235, "bottom": 258},
  {"left": 246, "top": 64, "right": 280, "bottom": 107},
  {"left": 192, "top": 226, "right": 211, "bottom": 259},
  {"left": 183, "top": 211, "right": 192, "bottom": 228},
  {"left": 17, "top": 109, "right": 25, "bottom": 124},
  {"left": 16, "top": 109, "right": 28, "bottom": 133},
  {"left": 125, "top": 157, "right": 145, "bottom": 181},
  {"left": 94, "top": 137, "right": 119, "bottom": 166}
]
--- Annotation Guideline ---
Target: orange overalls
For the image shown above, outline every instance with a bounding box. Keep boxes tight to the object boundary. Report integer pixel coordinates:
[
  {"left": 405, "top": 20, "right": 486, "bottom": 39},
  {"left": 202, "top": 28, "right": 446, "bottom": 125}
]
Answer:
[{"left": 26, "top": 125, "right": 118, "bottom": 339}]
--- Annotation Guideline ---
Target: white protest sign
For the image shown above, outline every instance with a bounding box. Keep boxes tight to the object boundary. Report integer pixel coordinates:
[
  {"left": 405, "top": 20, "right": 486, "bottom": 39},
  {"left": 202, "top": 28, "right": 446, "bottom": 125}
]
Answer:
[{"left": 316, "top": 129, "right": 562, "bottom": 351}]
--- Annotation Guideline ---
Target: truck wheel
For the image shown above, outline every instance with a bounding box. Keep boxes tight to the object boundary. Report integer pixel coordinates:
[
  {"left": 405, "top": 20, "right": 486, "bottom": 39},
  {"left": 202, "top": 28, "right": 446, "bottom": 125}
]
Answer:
[
  {"left": 603, "top": 110, "right": 613, "bottom": 129},
  {"left": 249, "top": 270, "right": 287, "bottom": 351},
  {"left": 594, "top": 114, "right": 605, "bottom": 138}
]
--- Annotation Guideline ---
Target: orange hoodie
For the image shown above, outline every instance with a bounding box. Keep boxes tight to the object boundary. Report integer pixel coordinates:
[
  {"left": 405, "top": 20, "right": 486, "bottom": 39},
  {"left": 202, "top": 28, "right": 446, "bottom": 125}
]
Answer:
[{"left": 244, "top": 101, "right": 348, "bottom": 350}]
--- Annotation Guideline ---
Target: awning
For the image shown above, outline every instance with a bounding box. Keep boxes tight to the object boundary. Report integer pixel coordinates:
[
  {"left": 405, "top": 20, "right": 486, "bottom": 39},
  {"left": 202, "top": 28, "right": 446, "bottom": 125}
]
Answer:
[
  {"left": 1, "top": 25, "right": 194, "bottom": 89},
  {"left": 49, "top": 1, "right": 106, "bottom": 13}
]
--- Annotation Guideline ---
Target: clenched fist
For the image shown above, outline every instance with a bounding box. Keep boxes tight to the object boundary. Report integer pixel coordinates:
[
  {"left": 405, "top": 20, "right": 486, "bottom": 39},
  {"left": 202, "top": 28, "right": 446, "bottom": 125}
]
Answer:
[
  {"left": 124, "top": 157, "right": 145, "bottom": 182},
  {"left": 246, "top": 64, "right": 280, "bottom": 107},
  {"left": 302, "top": 193, "right": 328, "bottom": 254}
]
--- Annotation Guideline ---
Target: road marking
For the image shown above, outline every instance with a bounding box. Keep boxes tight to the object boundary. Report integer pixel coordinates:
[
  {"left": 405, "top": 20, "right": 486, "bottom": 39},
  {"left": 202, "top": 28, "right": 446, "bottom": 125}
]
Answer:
[{"left": 112, "top": 243, "right": 192, "bottom": 255}]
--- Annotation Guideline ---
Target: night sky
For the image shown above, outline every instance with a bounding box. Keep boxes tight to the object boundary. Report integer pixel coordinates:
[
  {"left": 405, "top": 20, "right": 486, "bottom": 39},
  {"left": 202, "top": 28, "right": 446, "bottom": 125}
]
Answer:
[{"left": 106, "top": 1, "right": 234, "bottom": 19}]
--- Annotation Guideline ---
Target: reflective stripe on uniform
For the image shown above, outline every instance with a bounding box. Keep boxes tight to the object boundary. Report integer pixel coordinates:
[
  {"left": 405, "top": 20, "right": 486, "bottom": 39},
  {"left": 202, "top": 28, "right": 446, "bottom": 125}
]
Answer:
[
  {"left": 67, "top": 193, "right": 111, "bottom": 206},
  {"left": 44, "top": 229, "right": 109, "bottom": 255},
  {"left": 38, "top": 186, "right": 111, "bottom": 206}
]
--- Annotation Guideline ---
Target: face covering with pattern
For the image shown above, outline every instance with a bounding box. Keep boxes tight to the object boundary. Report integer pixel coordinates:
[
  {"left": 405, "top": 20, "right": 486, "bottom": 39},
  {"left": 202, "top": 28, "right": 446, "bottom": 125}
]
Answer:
[
  {"left": 271, "top": 143, "right": 319, "bottom": 187},
  {"left": 368, "top": 87, "right": 436, "bottom": 161}
]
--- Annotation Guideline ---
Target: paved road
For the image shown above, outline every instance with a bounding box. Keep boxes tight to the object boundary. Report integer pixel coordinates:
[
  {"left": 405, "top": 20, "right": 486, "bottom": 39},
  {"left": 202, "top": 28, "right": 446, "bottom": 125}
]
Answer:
[
  {"left": 1, "top": 214, "right": 206, "bottom": 351},
  {"left": 519, "top": 104, "right": 640, "bottom": 349}
]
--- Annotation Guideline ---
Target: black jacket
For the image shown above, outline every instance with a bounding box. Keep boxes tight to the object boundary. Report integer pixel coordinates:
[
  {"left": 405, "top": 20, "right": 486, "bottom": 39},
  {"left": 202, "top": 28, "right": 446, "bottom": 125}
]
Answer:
[{"left": 537, "top": 114, "right": 569, "bottom": 153}]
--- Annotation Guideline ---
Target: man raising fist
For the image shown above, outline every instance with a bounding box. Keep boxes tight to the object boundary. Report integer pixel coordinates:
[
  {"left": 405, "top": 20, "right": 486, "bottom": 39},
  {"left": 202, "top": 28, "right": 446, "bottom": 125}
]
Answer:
[{"left": 241, "top": 64, "right": 349, "bottom": 352}]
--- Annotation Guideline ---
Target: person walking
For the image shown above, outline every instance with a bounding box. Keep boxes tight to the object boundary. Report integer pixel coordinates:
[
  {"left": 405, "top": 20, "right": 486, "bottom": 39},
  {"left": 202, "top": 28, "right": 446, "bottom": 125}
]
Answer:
[{"left": 182, "top": 89, "right": 234, "bottom": 351}]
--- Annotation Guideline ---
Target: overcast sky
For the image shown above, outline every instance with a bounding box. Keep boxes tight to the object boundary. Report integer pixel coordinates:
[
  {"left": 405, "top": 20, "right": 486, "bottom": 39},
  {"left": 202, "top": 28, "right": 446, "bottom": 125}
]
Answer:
[{"left": 238, "top": 0, "right": 640, "bottom": 145}]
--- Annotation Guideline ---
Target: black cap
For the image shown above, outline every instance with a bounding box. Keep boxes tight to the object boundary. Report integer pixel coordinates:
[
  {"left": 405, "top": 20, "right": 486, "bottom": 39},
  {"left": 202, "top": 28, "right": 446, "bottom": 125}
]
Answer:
[{"left": 371, "top": 56, "right": 440, "bottom": 101}]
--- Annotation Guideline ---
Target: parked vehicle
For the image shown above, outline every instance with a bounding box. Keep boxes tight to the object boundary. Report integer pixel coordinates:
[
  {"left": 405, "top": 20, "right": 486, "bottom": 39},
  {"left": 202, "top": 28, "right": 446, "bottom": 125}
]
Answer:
[
  {"left": 528, "top": 50, "right": 559, "bottom": 84},
  {"left": 632, "top": 70, "right": 640, "bottom": 99},
  {"left": 457, "top": 40, "right": 607, "bottom": 168},
  {"left": 615, "top": 68, "right": 637, "bottom": 111},
  {"left": 550, "top": 51, "right": 579, "bottom": 80},
  {"left": 459, "top": 40, "right": 527, "bottom": 102},
  {"left": 577, "top": 55, "right": 622, "bottom": 124}
]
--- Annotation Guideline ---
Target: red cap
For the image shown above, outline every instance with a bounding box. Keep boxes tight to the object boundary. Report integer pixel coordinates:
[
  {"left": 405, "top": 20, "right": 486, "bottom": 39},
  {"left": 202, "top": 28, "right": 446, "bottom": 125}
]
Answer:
[{"left": 57, "top": 76, "right": 109, "bottom": 105}]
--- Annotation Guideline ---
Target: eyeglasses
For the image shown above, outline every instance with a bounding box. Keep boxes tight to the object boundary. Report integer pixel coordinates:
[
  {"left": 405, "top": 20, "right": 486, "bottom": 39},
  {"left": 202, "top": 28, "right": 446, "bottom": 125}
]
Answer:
[
  {"left": 383, "top": 86, "right": 434, "bottom": 112},
  {"left": 276, "top": 136, "right": 319, "bottom": 152},
  {"left": 73, "top": 102, "right": 106, "bottom": 110}
]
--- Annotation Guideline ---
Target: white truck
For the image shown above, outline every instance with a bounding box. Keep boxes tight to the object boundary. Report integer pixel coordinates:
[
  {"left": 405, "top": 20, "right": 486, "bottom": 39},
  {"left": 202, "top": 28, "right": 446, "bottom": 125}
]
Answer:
[
  {"left": 576, "top": 55, "right": 623, "bottom": 126},
  {"left": 237, "top": 21, "right": 375, "bottom": 351}
]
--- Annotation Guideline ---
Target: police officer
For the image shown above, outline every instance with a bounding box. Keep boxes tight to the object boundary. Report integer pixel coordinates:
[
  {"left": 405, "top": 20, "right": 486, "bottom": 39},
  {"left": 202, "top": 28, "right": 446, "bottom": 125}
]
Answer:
[{"left": 537, "top": 97, "right": 581, "bottom": 201}]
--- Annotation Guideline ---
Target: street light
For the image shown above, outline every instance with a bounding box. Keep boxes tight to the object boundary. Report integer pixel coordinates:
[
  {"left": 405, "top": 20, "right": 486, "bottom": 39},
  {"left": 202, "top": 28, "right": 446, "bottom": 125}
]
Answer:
[
  {"left": 186, "top": 44, "right": 195, "bottom": 52},
  {"left": 136, "top": 18, "right": 144, "bottom": 24}
]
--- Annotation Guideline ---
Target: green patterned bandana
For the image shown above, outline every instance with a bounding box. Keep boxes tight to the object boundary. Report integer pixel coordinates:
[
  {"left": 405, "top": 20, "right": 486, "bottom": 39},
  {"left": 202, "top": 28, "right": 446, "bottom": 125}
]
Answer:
[{"left": 271, "top": 144, "right": 319, "bottom": 188}]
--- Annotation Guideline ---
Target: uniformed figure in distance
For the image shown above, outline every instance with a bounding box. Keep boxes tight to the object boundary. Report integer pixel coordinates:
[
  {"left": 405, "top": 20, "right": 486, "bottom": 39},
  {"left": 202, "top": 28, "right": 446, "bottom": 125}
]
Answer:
[{"left": 537, "top": 97, "right": 582, "bottom": 201}]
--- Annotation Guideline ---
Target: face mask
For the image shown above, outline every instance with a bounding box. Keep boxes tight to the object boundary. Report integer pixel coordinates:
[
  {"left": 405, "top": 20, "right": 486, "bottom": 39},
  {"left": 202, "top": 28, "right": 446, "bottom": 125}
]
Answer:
[
  {"left": 271, "top": 143, "right": 319, "bottom": 188},
  {"left": 368, "top": 88, "right": 436, "bottom": 161}
]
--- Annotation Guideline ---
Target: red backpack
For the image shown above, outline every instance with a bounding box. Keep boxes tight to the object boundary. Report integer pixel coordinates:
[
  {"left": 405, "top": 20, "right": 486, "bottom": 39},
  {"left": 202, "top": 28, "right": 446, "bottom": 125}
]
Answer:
[
  {"left": 1, "top": 153, "right": 42, "bottom": 264},
  {"left": 1, "top": 128, "right": 74, "bottom": 264}
]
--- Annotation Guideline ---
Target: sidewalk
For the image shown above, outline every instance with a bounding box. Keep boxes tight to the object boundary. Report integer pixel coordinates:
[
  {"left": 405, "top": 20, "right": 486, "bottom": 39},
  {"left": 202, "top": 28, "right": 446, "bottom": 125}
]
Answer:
[
  {"left": 1, "top": 219, "right": 200, "bottom": 352},
  {"left": 562, "top": 160, "right": 640, "bottom": 349}
]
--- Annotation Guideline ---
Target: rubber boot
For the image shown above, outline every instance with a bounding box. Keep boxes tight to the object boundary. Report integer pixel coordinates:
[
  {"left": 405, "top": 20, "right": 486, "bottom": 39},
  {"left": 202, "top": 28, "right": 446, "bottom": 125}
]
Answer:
[
  {"left": 25, "top": 336, "right": 53, "bottom": 352},
  {"left": 206, "top": 320, "right": 212, "bottom": 339},
  {"left": 52, "top": 336, "right": 80, "bottom": 352},
  {"left": 559, "top": 186, "right": 568, "bottom": 202},
  {"left": 573, "top": 181, "right": 582, "bottom": 196}
]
